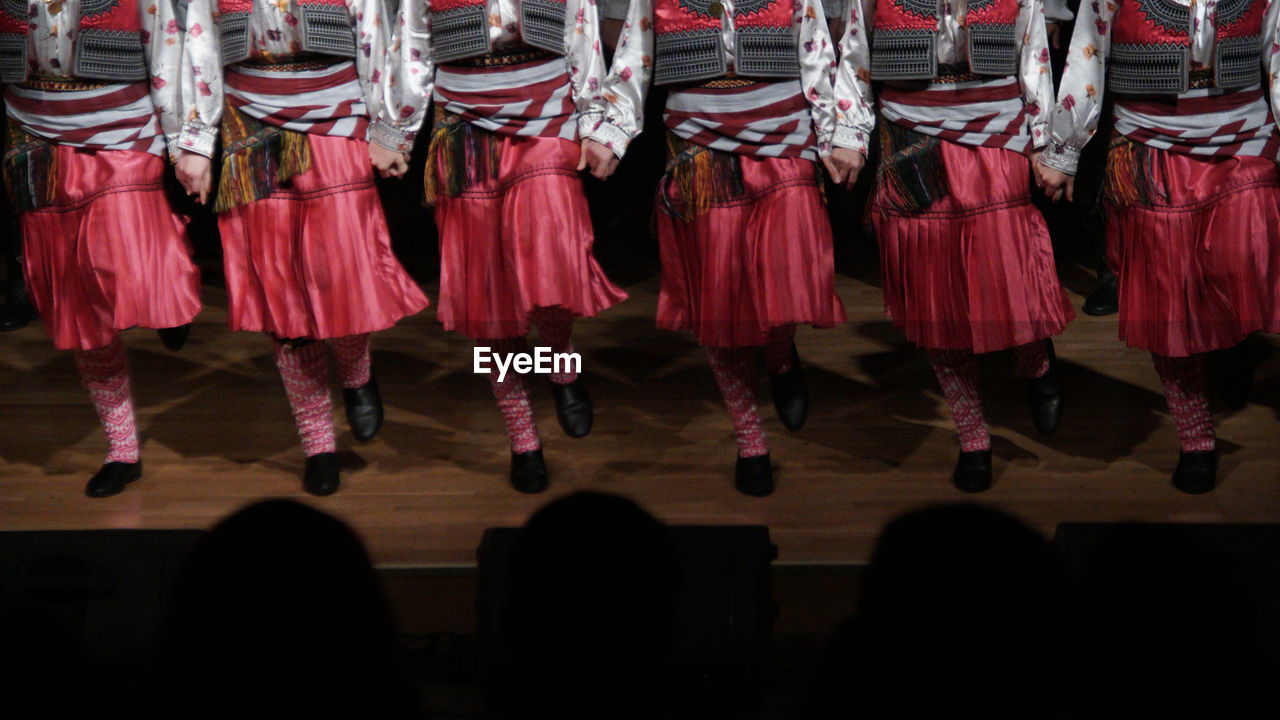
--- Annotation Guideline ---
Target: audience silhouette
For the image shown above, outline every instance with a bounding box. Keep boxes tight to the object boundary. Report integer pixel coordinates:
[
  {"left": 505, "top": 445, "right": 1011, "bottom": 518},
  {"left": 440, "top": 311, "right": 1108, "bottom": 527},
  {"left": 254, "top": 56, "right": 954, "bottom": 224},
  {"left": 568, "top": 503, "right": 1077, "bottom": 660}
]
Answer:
[
  {"left": 151, "top": 499, "right": 418, "bottom": 719},
  {"left": 483, "top": 491, "right": 681, "bottom": 720},
  {"left": 805, "top": 504, "right": 1071, "bottom": 719}
]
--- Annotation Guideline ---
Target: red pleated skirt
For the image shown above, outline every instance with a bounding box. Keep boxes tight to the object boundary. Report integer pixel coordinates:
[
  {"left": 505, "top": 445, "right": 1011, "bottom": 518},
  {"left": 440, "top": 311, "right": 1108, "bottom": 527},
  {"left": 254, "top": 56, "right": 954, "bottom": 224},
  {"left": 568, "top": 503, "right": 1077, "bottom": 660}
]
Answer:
[
  {"left": 21, "top": 147, "right": 201, "bottom": 351},
  {"left": 218, "top": 134, "right": 429, "bottom": 339},
  {"left": 870, "top": 141, "right": 1074, "bottom": 353},
  {"left": 1106, "top": 148, "right": 1280, "bottom": 357},
  {"left": 654, "top": 155, "right": 847, "bottom": 348},
  {"left": 431, "top": 134, "right": 627, "bottom": 339}
]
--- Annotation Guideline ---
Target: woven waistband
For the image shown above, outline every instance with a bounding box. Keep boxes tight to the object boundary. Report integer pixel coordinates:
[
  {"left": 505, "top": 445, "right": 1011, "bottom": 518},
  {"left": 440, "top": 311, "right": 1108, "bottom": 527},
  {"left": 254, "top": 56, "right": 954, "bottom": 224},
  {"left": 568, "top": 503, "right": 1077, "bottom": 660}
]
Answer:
[
  {"left": 443, "top": 45, "right": 554, "bottom": 68},
  {"left": 17, "top": 76, "right": 114, "bottom": 92},
  {"left": 238, "top": 53, "right": 345, "bottom": 72},
  {"left": 693, "top": 76, "right": 760, "bottom": 90}
]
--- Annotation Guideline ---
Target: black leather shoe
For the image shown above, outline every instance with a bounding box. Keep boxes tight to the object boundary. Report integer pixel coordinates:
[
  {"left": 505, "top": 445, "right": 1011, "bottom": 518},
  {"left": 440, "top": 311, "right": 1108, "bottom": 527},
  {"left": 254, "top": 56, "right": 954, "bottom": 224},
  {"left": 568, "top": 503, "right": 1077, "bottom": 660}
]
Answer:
[
  {"left": 157, "top": 324, "right": 190, "bottom": 351},
  {"left": 0, "top": 285, "right": 34, "bottom": 332},
  {"left": 1210, "top": 341, "right": 1253, "bottom": 411},
  {"left": 85, "top": 461, "right": 141, "bottom": 498},
  {"left": 1083, "top": 267, "right": 1119, "bottom": 316},
  {"left": 953, "top": 449, "right": 993, "bottom": 493},
  {"left": 769, "top": 344, "right": 809, "bottom": 431},
  {"left": 303, "top": 452, "right": 340, "bottom": 496},
  {"left": 734, "top": 454, "right": 774, "bottom": 497},
  {"left": 343, "top": 375, "right": 384, "bottom": 441},
  {"left": 550, "top": 378, "right": 593, "bottom": 439},
  {"left": 510, "top": 449, "right": 549, "bottom": 494},
  {"left": 1172, "top": 449, "right": 1217, "bottom": 495},
  {"left": 1025, "top": 340, "right": 1064, "bottom": 435}
]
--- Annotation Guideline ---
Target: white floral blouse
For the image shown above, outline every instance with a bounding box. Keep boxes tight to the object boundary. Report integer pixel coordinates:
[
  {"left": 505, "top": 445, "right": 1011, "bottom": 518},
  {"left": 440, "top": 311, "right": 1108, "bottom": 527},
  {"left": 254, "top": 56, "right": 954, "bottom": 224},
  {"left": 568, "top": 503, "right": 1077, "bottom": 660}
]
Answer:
[{"left": 176, "top": 0, "right": 396, "bottom": 157}]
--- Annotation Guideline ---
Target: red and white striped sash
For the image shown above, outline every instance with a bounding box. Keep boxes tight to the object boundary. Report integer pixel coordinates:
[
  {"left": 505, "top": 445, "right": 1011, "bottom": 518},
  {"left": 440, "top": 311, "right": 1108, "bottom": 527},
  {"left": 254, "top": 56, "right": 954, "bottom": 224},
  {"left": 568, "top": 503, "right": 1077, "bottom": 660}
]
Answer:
[
  {"left": 433, "top": 57, "right": 578, "bottom": 140},
  {"left": 3, "top": 81, "right": 165, "bottom": 155},
  {"left": 1114, "top": 85, "right": 1280, "bottom": 160},
  {"left": 225, "top": 61, "right": 369, "bottom": 138},
  {"left": 880, "top": 76, "right": 1031, "bottom": 154},
  {"left": 664, "top": 80, "right": 817, "bottom": 159}
]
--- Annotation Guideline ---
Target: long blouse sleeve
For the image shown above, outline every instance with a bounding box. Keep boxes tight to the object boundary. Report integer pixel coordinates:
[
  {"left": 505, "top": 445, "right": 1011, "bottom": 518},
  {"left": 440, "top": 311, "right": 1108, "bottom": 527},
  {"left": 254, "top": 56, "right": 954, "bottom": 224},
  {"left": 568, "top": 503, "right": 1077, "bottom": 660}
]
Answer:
[
  {"left": 1019, "top": 0, "right": 1056, "bottom": 150},
  {"left": 831, "top": 0, "right": 874, "bottom": 154},
  {"left": 350, "top": 0, "right": 401, "bottom": 150},
  {"left": 591, "top": 0, "right": 652, "bottom": 156},
  {"left": 376, "top": 0, "right": 432, "bottom": 153},
  {"left": 145, "top": 0, "right": 189, "bottom": 159},
  {"left": 798, "top": 0, "right": 841, "bottom": 153},
  {"left": 567, "top": 0, "right": 611, "bottom": 139},
  {"left": 1042, "top": 0, "right": 1114, "bottom": 175},
  {"left": 177, "top": 0, "right": 225, "bottom": 158}
]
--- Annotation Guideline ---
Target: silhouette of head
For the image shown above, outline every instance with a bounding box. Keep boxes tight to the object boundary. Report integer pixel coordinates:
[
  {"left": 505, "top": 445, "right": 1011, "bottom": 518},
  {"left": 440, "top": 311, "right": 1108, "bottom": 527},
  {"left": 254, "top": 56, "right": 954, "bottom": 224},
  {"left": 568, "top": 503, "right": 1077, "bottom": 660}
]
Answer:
[
  {"left": 155, "top": 499, "right": 415, "bottom": 718},
  {"left": 491, "top": 491, "right": 680, "bottom": 719},
  {"left": 807, "top": 504, "right": 1067, "bottom": 719}
]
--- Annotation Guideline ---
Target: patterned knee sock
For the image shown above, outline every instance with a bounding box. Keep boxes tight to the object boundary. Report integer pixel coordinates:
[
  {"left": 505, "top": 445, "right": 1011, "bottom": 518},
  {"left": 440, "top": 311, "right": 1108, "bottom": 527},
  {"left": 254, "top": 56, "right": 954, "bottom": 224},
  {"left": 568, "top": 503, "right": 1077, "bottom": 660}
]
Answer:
[
  {"left": 73, "top": 337, "right": 139, "bottom": 464},
  {"left": 530, "top": 306, "right": 578, "bottom": 384},
  {"left": 329, "top": 333, "right": 372, "bottom": 388},
  {"left": 487, "top": 337, "right": 541, "bottom": 453},
  {"left": 707, "top": 346, "right": 768, "bottom": 458},
  {"left": 274, "top": 341, "right": 337, "bottom": 457},
  {"left": 763, "top": 324, "right": 797, "bottom": 374},
  {"left": 929, "top": 348, "right": 991, "bottom": 452},
  {"left": 1013, "top": 340, "right": 1051, "bottom": 379},
  {"left": 1152, "top": 353, "right": 1215, "bottom": 452}
]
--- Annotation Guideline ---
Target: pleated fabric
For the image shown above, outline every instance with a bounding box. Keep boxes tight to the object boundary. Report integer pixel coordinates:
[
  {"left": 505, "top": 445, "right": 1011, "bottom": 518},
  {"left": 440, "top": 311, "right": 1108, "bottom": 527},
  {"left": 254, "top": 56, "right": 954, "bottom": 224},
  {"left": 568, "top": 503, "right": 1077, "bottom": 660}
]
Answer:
[
  {"left": 1106, "top": 149, "right": 1280, "bottom": 357},
  {"left": 654, "top": 155, "right": 847, "bottom": 348},
  {"left": 430, "top": 134, "right": 627, "bottom": 340},
  {"left": 21, "top": 147, "right": 201, "bottom": 350},
  {"left": 218, "top": 134, "right": 429, "bottom": 340},
  {"left": 870, "top": 140, "right": 1074, "bottom": 353}
]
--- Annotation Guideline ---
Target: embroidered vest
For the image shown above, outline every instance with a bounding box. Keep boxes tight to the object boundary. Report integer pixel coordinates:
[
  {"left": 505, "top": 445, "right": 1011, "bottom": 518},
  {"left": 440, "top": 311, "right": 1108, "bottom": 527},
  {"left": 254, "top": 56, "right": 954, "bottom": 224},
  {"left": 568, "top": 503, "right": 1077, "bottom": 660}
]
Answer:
[
  {"left": 870, "top": 0, "right": 1019, "bottom": 80},
  {"left": 428, "top": 0, "right": 568, "bottom": 63},
  {"left": 0, "top": 0, "right": 149, "bottom": 84},
  {"left": 217, "top": 0, "right": 358, "bottom": 65},
  {"left": 1109, "top": 0, "right": 1265, "bottom": 95},
  {"left": 652, "top": 0, "right": 799, "bottom": 86}
]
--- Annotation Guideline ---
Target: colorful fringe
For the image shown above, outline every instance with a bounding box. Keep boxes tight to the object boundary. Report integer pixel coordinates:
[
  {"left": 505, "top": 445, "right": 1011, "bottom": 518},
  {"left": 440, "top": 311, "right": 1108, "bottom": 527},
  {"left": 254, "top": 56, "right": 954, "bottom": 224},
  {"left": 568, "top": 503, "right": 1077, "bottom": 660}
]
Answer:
[
  {"left": 423, "top": 108, "right": 502, "bottom": 207},
  {"left": 3, "top": 124, "right": 57, "bottom": 212},
  {"left": 1104, "top": 134, "right": 1166, "bottom": 209},
  {"left": 875, "top": 122, "right": 948, "bottom": 213},
  {"left": 215, "top": 99, "right": 313, "bottom": 213},
  {"left": 659, "top": 133, "right": 747, "bottom": 221}
]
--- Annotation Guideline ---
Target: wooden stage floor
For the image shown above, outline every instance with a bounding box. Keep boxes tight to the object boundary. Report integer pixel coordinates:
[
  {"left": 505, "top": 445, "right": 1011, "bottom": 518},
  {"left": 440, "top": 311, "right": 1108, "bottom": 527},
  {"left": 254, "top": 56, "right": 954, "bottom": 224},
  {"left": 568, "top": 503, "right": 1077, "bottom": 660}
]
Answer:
[{"left": 3, "top": 268, "right": 1280, "bottom": 567}]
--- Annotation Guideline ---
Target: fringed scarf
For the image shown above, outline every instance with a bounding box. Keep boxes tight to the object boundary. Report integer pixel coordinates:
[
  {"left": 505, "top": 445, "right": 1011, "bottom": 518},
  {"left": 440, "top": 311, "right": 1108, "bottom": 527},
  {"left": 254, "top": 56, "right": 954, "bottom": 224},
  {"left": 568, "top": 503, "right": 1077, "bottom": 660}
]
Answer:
[
  {"left": 658, "top": 133, "right": 747, "bottom": 221},
  {"left": 422, "top": 107, "right": 503, "bottom": 207},
  {"left": 1104, "top": 133, "right": 1167, "bottom": 209},
  {"left": 875, "top": 122, "right": 948, "bottom": 213},
  {"left": 215, "top": 98, "right": 313, "bottom": 213},
  {"left": 3, "top": 124, "right": 57, "bottom": 212}
]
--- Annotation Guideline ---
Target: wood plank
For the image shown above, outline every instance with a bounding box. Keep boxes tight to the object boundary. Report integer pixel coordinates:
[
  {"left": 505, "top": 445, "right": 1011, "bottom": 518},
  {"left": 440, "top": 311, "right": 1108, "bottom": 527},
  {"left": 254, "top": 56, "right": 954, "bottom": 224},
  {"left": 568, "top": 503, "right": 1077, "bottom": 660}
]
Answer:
[{"left": 2, "top": 272, "right": 1279, "bottom": 566}]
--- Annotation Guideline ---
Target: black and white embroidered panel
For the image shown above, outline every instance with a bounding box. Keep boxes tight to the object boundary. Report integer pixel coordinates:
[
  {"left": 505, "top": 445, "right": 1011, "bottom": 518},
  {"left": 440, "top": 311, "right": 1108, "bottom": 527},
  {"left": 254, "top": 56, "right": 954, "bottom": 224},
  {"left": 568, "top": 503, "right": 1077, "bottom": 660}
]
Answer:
[{"left": 300, "top": 4, "right": 358, "bottom": 58}]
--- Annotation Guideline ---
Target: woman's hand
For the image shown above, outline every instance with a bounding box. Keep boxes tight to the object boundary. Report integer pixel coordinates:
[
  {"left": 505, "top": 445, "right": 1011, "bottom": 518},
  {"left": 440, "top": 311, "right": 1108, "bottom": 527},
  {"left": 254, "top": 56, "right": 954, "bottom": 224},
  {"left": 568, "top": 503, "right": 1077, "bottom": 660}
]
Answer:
[
  {"left": 578, "top": 139, "right": 620, "bottom": 180},
  {"left": 823, "top": 148, "right": 867, "bottom": 189},
  {"left": 175, "top": 150, "right": 213, "bottom": 205},
  {"left": 1033, "top": 155, "right": 1075, "bottom": 203},
  {"left": 369, "top": 142, "right": 410, "bottom": 179}
]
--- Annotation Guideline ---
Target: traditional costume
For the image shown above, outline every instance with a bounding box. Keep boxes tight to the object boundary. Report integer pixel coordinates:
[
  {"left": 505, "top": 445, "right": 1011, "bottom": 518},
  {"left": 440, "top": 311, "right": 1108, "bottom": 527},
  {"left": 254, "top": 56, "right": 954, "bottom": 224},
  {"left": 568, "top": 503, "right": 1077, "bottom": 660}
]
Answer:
[
  {"left": 594, "top": 0, "right": 850, "bottom": 496},
  {"left": 836, "top": 0, "right": 1074, "bottom": 491},
  {"left": 1, "top": 0, "right": 201, "bottom": 496},
  {"left": 381, "top": 0, "right": 627, "bottom": 493},
  {"left": 179, "top": 0, "right": 430, "bottom": 495},
  {"left": 1042, "top": 0, "right": 1280, "bottom": 493}
]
